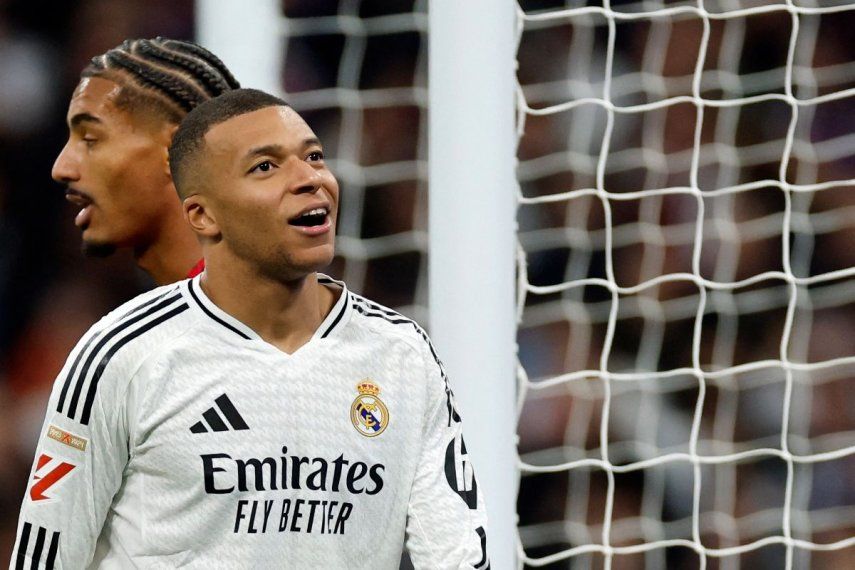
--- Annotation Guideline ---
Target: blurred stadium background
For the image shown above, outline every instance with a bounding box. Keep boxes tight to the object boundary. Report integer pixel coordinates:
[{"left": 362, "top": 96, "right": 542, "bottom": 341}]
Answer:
[{"left": 0, "top": 0, "right": 852, "bottom": 568}]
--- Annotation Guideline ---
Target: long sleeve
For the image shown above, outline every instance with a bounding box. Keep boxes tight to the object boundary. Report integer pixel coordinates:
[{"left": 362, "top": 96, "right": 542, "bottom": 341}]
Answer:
[
  {"left": 405, "top": 340, "right": 490, "bottom": 570},
  {"left": 11, "top": 327, "right": 130, "bottom": 570}
]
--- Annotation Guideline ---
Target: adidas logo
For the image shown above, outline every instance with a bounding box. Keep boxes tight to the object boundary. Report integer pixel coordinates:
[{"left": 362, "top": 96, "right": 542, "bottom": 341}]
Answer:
[{"left": 190, "top": 394, "right": 249, "bottom": 433}]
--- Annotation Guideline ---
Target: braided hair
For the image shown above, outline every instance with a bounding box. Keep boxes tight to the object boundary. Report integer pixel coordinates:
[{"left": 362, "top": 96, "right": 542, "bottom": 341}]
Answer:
[{"left": 82, "top": 37, "right": 241, "bottom": 124}]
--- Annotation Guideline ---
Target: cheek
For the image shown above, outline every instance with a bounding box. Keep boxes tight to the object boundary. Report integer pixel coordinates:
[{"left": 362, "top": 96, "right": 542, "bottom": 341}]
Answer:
[
  {"left": 219, "top": 196, "right": 280, "bottom": 238},
  {"left": 78, "top": 148, "right": 114, "bottom": 189},
  {"left": 85, "top": 154, "right": 131, "bottom": 210},
  {"left": 323, "top": 176, "right": 341, "bottom": 206},
  {"left": 102, "top": 146, "right": 168, "bottom": 208},
  {"left": 242, "top": 182, "right": 289, "bottom": 220}
]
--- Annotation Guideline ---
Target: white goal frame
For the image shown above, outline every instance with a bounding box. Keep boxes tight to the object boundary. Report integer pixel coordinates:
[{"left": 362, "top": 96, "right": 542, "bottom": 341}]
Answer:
[{"left": 429, "top": 1, "right": 518, "bottom": 568}]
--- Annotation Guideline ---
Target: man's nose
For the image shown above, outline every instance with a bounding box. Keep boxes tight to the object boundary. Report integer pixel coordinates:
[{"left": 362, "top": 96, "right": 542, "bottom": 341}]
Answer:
[
  {"left": 52, "top": 143, "right": 81, "bottom": 184},
  {"left": 287, "top": 158, "right": 323, "bottom": 194}
]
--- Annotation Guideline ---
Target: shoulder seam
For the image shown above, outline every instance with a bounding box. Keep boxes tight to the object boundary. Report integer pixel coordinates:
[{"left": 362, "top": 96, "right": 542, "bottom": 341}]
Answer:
[
  {"left": 350, "top": 295, "right": 460, "bottom": 426},
  {"left": 56, "top": 291, "right": 189, "bottom": 426},
  {"left": 349, "top": 296, "right": 424, "bottom": 351},
  {"left": 55, "top": 287, "right": 180, "bottom": 415},
  {"left": 80, "top": 301, "right": 190, "bottom": 425},
  {"left": 124, "top": 322, "right": 201, "bottom": 460}
]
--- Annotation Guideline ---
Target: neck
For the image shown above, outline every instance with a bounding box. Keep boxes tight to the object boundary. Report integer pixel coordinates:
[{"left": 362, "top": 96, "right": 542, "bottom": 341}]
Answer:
[
  {"left": 199, "top": 252, "right": 336, "bottom": 354},
  {"left": 134, "top": 210, "right": 203, "bottom": 285}
]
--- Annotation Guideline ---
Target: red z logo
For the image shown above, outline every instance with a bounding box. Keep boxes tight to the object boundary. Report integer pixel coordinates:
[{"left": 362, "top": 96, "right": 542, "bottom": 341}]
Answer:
[{"left": 30, "top": 454, "right": 76, "bottom": 502}]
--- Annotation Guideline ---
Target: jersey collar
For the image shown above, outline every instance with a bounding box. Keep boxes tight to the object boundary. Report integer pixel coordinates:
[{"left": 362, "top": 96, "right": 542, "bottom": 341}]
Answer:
[
  {"left": 182, "top": 273, "right": 352, "bottom": 343},
  {"left": 313, "top": 274, "right": 352, "bottom": 341}
]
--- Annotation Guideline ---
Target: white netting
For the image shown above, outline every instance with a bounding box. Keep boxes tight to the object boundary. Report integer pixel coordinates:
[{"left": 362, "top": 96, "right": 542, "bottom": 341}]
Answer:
[
  {"left": 279, "top": 0, "right": 429, "bottom": 322},
  {"left": 515, "top": 0, "right": 855, "bottom": 568}
]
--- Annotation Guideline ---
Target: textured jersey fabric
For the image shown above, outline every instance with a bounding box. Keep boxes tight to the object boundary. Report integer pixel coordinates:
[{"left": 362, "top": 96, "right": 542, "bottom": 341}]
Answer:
[{"left": 12, "top": 274, "right": 489, "bottom": 569}]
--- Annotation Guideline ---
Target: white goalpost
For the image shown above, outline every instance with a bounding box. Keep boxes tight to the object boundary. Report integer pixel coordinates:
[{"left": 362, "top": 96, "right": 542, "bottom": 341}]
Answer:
[
  {"left": 199, "top": 1, "right": 855, "bottom": 569},
  {"left": 429, "top": 1, "right": 518, "bottom": 567}
]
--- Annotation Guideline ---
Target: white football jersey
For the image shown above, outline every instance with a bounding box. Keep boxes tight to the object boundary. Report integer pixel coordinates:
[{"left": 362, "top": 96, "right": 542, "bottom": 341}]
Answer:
[{"left": 11, "top": 274, "right": 489, "bottom": 569}]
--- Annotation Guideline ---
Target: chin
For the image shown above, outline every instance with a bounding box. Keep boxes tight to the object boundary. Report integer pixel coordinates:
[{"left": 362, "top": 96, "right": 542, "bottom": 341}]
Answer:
[
  {"left": 291, "top": 242, "right": 335, "bottom": 268},
  {"left": 292, "top": 255, "right": 335, "bottom": 277},
  {"left": 261, "top": 249, "right": 335, "bottom": 282}
]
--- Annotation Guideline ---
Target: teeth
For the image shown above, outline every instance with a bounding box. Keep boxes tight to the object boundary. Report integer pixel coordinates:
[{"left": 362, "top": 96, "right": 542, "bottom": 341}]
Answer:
[{"left": 301, "top": 207, "right": 327, "bottom": 217}]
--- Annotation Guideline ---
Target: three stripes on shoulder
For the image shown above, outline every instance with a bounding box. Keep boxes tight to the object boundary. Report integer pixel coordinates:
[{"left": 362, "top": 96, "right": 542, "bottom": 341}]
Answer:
[{"left": 56, "top": 288, "right": 188, "bottom": 426}]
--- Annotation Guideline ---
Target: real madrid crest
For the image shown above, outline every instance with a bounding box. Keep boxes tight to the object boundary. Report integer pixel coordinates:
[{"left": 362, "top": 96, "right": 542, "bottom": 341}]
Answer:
[{"left": 351, "top": 380, "right": 389, "bottom": 437}]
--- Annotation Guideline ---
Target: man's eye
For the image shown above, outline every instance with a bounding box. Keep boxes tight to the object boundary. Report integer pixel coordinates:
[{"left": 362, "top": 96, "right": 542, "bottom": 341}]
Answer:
[
  {"left": 83, "top": 137, "right": 97, "bottom": 148},
  {"left": 251, "top": 161, "right": 274, "bottom": 173},
  {"left": 307, "top": 151, "right": 324, "bottom": 162}
]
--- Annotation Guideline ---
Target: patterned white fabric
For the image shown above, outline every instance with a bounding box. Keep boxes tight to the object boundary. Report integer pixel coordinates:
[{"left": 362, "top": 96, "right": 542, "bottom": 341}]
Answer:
[{"left": 12, "top": 274, "right": 489, "bottom": 569}]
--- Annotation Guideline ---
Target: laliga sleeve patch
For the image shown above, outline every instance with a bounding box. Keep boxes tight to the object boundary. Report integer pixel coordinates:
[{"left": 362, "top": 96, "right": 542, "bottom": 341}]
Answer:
[
  {"left": 47, "top": 424, "right": 88, "bottom": 451},
  {"left": 29, "top": 454, "right": 76, "bottom": 503}
]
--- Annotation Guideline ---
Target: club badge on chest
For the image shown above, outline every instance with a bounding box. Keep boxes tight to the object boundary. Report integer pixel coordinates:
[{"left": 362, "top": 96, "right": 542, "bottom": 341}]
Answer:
[{"left": 350, "top": 380, "right": 389, "bottom": 438}]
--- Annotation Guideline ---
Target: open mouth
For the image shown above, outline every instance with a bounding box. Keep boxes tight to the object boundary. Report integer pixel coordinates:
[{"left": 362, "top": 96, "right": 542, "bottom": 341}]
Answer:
[
  {"left": 289, "top": 207, "right": 329, "bottom": 228},
  {"left": 65, "top": 189, "right": 92, "bottom": 208},
  {"left": 65, "top": 189, "right": 94, "bottom": 229}
]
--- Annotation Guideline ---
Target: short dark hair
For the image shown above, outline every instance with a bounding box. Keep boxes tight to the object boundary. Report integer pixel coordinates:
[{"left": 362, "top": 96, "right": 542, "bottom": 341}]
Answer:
[
  {"left": 82, "top": 37, "right": 240, "bottom": 124},
  {"left": 168, "top": 88, "right": 290, "bottom": 198}
]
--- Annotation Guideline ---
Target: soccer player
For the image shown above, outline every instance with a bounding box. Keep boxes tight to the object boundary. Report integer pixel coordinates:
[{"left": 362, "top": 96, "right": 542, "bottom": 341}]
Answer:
[
  {"left": 12, "top": 89, "right": 489, "bottom": 569},
  {"left": 52, "top": 37, "right": 240, "bottom": 284}
]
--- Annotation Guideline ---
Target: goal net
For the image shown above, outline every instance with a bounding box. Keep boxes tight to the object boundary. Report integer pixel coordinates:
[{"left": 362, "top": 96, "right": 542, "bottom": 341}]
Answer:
[
  {"left": 279, "top": 0, "right": 429, "bottom": 324},
  {"left": 515, "top": 0, "right": 855, "bottom": 568},
  {"left": 201, "top": 0, "right": 431, "bottom": 323}
]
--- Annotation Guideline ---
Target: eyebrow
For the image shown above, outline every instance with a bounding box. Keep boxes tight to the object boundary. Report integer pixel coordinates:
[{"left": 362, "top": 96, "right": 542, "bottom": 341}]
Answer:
[
  {"left": 243, "top": 138, "right": 323, "bottom": 161},
  {"left": 69, "top": 113, "right": 102, "bottom": 128},
  {"left": 244, "top": 144, "right": 284, "bottom": 160}
]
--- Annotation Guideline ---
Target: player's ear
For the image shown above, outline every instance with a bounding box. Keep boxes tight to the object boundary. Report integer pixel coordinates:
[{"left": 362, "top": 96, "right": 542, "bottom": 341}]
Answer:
[{"left": 183, "top": 194, "right": 221, "bottom": 240}]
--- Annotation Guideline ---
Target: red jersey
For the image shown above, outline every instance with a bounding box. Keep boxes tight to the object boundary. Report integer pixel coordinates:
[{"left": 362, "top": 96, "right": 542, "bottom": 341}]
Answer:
[{"left": 187, "top": 259, "right": 205, "bottom": 278}]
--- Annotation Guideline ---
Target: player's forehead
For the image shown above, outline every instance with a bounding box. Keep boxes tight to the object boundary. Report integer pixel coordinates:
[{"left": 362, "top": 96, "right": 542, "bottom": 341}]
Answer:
[
  {"left": 66, "top": 77, "right": 126, "bottom": 127},
  {"left": 203, "top": 106, "right": 318, "bottom": 160}
]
